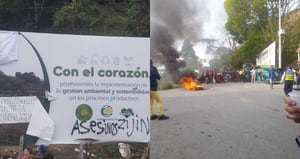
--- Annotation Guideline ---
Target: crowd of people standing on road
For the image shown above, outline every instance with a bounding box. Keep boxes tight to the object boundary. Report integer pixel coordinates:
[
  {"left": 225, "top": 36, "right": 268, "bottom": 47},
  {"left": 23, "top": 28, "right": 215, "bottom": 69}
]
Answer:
[
  {"left": 196, "top": 66, "right": 280, "bottom": 84},
  {"left": 197, "top": 68, "right": 240, "bottom": 84}
]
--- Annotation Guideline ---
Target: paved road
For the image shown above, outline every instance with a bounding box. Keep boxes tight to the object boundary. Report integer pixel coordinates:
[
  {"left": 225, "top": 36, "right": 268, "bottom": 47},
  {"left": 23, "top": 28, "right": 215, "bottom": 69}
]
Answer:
[{"left": 150, "top": 82, "right": 300, "bottom": 159}]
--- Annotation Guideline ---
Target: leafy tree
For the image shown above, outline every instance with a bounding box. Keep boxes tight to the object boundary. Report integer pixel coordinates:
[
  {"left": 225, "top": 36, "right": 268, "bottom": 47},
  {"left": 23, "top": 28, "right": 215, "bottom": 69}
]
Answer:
[
  {"left": 209, "top": 46, "right": 231, "bottom": 69},
  {"left": 0, "top": 0, "right": 66, "bottom": 32},
  {"left": 0, "top": 0, "right": 36, "bottom": 31},
  {"left": 197, "top": 38, "right": 232, "bottom": 69},
  {"left": 282, "top": 8, "right": 300, "bottom": 65},
  {"left": 52, "top": 0, "right": 127, "bottom": 35},
  {"left": 180, "top": 40, "right": 199, "bottom": 70},
  {"left": 0, "top": 0, "right": 149, "bottom": 37},
  {"left": 224, "top": 0, "right": 300, "bottom": 68},
  {"left": 224, "top": 0, "right": 251, "bottom": 43},
  {"left": 126, "top": 0, "right": 150, "bottom": 37}
]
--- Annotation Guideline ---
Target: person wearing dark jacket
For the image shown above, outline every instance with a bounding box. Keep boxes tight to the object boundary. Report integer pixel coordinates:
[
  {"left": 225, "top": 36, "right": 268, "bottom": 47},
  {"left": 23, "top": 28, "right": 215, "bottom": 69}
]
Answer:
[{"left": 150, "top": 59, "right": 169, "bottom": 120}]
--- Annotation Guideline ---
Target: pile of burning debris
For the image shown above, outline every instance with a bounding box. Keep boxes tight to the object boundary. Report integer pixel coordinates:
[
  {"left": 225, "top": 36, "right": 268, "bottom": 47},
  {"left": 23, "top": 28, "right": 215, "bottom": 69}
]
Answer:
[{"left": 179, "top": 76, "right": 204, "bottom": 91}]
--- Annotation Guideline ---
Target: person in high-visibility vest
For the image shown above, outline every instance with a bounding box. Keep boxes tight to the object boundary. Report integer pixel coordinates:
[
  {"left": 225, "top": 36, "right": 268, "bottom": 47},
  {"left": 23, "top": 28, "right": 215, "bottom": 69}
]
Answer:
[{"left": 280, "top": 66, "right": 297, "bottom": 96}]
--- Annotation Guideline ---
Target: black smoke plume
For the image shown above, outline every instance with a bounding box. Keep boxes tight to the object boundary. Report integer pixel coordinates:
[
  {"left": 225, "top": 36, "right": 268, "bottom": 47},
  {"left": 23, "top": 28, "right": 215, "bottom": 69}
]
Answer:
[
  {"left": 150, "top": 23, "right": 186, "bottom": 82},
  {"left": 150, "top": 0, "right": 208, "bottom": 82}
]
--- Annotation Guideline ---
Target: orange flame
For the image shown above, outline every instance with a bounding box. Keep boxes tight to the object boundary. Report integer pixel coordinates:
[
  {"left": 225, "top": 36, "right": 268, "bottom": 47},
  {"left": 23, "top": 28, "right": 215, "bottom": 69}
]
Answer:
[{"left": 179, "top": 76, "right": 203, "bottom": 91}]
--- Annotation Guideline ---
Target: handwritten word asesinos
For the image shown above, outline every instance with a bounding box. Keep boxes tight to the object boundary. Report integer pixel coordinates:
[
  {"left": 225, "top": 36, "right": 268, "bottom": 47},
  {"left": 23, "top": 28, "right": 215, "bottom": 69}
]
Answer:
[{"left": 70, "top": 117, "right": 150, "bottom": 137}]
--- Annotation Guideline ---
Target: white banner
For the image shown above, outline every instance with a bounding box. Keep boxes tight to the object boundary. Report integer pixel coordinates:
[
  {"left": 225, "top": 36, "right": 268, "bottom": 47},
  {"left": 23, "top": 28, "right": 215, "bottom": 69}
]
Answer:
[
  {"left": 1, "top": 32, "right": 150, "bottom": 144},
  {"left": 0, "top": 96, "right": 54, "bottom": 141},
  {"left": 0, "top": 31, "right": 18, "bottom": 65},
  {"left": 0, "top": 96, "right": 34, "bottom": 123},
  {"left": 256, "top": 42, "right": 276, "bottom": 67}
]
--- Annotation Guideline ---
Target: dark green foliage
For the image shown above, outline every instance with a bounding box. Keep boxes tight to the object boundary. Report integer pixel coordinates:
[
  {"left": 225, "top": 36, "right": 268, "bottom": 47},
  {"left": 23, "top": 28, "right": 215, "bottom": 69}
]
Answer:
[
  {"left": 52, "top": 0, "right": 127, "bottom": 35},
  {"left": 125, "top": 0, "right": 150, "bottom": 37},
  {"left": 0, "top": 0, "right": 149, "bottom": 37}
]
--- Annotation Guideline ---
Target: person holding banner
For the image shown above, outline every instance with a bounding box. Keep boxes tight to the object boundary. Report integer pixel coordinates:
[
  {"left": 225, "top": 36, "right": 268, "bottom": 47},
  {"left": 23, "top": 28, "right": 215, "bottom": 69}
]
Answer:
[{"left": 150, "top": 59, "right": 169, "bottom": 120}]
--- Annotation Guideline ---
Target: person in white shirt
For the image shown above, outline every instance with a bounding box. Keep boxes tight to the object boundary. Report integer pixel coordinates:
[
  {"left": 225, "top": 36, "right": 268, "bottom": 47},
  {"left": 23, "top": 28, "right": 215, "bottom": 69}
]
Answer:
[{"left": 250, "top": 67, "right": 256, "bottom": 83}]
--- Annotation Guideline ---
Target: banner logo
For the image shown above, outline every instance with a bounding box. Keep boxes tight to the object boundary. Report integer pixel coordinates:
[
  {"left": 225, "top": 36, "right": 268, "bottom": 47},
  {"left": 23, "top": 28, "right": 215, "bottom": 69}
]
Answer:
[
  {"left": 75, "top": 104, "right": 93, "bottom": 122},
  {"left": 101, "top": 105, "right": 113, "bottom": 117},
  {"left": 120, "top": 108, "right": 134, "bottom": 118}
]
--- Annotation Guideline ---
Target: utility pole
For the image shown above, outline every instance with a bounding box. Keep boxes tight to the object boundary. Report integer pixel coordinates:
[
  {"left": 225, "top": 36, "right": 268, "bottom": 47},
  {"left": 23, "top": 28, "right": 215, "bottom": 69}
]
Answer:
[
  {"left": 278, "top": 0, "right": 285, "bottom": 68},
  {"left": 278, "top": 0, "right": 282, "bottom": 68}
]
